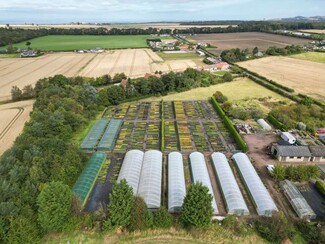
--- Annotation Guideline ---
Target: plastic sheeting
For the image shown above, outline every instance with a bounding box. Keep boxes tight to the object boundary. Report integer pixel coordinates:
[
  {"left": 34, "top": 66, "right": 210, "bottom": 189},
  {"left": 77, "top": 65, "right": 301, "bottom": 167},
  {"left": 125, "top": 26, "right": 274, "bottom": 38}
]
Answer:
[
  {"left": 168, "top": 152, "right": 186, "bottom": 213},
  {"left": 80, "top": 119, "right": 109, "bottom": 150},
  {"left": 97, "top": 119, "right": 123, "bottom": 151},
  {"left": 211, "top": 152, "right": 249, "bottom": 215},
  {"left": 232, "top": 152, "right": 277, "bottom": 216}
]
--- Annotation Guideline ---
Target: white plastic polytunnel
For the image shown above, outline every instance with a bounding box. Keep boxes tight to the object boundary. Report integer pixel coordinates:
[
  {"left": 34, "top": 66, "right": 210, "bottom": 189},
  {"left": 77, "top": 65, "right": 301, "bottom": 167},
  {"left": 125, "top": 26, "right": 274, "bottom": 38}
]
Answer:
[
  {"left": 232, "top": 152, "right": 278, "bottom": 216},
  {"left": 211, "top": 152, "right": 249, "bottom": 215},
  {"left": 189, "top": 152, "right": 218, "bottom": 214},
  {"left": 257, "top": 119, "right": 272, "bottom": 131},
  {"left": 117, "top": 150, "right": 144, "bottom": 195},
  {"left": 168, "top": 152, "right": 186, "bottom": 213},
  {"left": 138, "top": 150, "right": 163, "bottom": 209}
]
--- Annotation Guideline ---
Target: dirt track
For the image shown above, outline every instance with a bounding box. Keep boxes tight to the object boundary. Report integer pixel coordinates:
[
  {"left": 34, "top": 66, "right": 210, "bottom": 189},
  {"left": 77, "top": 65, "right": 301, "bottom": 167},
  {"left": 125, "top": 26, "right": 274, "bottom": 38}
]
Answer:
[
  {"left": 238, "top": 56, "right": 325, "bottom": 101},
  {"left": 0, "top": 100, "right": 34, "bottom": 155},
  {"left": 0, "top": 49, "right": 197, "bottom": 101}
]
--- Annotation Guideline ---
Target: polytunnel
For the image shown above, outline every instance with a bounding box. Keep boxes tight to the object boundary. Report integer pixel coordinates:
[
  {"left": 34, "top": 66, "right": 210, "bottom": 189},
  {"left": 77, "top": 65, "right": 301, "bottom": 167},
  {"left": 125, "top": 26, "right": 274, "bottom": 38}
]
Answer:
[
  {"left": 138, "top": 150, "right": 163, "bottom": 209},
  {"left": 189, "top": 152, "right": 218, "bottom": 214},
  {"left": 117, "top": 150, "right": 144, "bottom": 194},
  {"left": 168, "top": 152, "right": 186, "bottom": 213},
  {"left": 232, "top": 152, "right": 278, "bottom": 216},
  {"left": 257, "top": 119, "right": 272, "bottom": 131},
  {"left": 211, "top": 152, "right": 249, "bottom": 215}
]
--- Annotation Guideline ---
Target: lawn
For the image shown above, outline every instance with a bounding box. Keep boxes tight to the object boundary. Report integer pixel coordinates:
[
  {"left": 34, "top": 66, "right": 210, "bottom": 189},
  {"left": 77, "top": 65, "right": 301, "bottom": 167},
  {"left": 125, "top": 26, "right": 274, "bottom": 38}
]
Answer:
[
  {"left": 10, "top": 35, "right": 150, "bottom": 51},
  {"left": 158, "top": 52, "right": 202, "bottom": 61},
  {"left": 0, "top": 53, "right": 19, "bottom": 58},
  {"left": 144, "top": 77, "right": 289, "bottom": 102},
  {"left": 290, "top": 52, "right": 325, "bottom": 63}
]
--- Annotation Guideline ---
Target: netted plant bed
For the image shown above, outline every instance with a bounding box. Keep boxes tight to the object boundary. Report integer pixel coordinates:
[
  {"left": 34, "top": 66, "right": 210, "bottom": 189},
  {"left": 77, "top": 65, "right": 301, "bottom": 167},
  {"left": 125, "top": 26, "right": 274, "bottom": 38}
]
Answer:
[
  {"left": 113, "top": 103, "right": 130, "bottom": 119},
  {"left": 114, "top": 121, "right": 134, "bottom": 152},
  {"left": 195, "top": 101, "right": 219, "bottom": 120},
  {"left": 203, "top": 121, "right": 226, "bottom": 151},
  {"left": 146, "top": 122, "right": 160, "bottom": 150},
  {"left": 183, "top": 101, "right": 199, "bottom": 120},
  {"left": 188, "top": 121, "right": 210, "bottom": 151},
  {"left": 138, "top": 102, "right": 151, "bottom": 121},
  {"left": 163, "top": 101, "right": 175, "bottom": 120},
  {"left": 177, "top": 121, "right": 193, "bottom": 150},
  {"left": 124, "top": 104, "right": 139, "bottom": 120},
  {"left": 164, "top": 121, "right": 179, "bottom": 151},
  {"left": 131, "top": 122, "right": 147, "bottom": 149},
  {"left": 174, "top": 101, "right": 187, "bottom": 121},
  {"left": 149, "top": 102, "right": 161, "bottom": 121}
]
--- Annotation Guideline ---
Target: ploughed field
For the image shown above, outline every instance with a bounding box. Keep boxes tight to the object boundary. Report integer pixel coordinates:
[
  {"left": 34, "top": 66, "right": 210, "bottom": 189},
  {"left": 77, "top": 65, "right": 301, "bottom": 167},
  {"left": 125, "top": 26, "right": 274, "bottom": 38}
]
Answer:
[
  {"left": 0, "top": 49, "right": 197, "bottom": 101},
  {"left": 238, "top": 56, "right": 325, "bottom": 101},
  {"left": 0, "top": 100, "right": 34, "bottom": 155},
  {"left": 189, "top": 32, "right": 310, "bottom": 54}
]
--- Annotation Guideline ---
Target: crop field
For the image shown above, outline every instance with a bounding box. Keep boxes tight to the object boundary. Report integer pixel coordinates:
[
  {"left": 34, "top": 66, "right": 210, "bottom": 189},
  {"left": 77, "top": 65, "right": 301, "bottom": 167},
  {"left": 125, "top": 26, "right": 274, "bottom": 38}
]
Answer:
[
  {"left": 0, "top": 100, "right": 34, "bottom": 155},
  {"left": 299, "top": 29, "right": 325, "bottom": 34},
  {"left": 238, "top": 56, "right": 325, "bottom": 101},
  {"left": 290, "top": 52, "right": 325, "bottom": 63},
  {"left": 0, "top": 49, "right": 198, "bottom": 101},
  {"left": 10, "top": 35, "right": 150, "bottom": 51},
  {"left": 189, "top": 32, "right": 310, "bottom": 54},
  {"left": 100, "top": 100, "right": 236, "bottom": 153}
]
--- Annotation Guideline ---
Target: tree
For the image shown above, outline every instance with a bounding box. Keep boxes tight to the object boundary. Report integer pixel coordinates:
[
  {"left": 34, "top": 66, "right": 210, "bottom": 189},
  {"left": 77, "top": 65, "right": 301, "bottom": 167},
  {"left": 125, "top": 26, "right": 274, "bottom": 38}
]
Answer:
[
  {"left": 104, "top": 179, "right": 134, "bottom": 230},
  {"left": 11, "top": 86, "right": 22, "bottom": 101},
  {"left": 106, "top": 85, "right": 126, "bottom": 105},
  {"left": 37, "top": 181, "right": 72, "bottom": 232},
  {"left": 113, "top": 73, "right": 127, "bottom": 83},
  {"left": 97, "top": 88, "right": 110, "bottom": 106},
  {"left": 128, "top": 196, "right": 153, "bottom": 231},
  {"left": 26, "top": 41, "right": 31, "bottom": 49},
  {"left": 253, "top": 46, "right": 259, "bottom": 55},
  {"left": 222, "top": 73, "right": 233, "bottom": 82},
  {"left": 153, "top": 206, "right": 173, "bottom": 228},
  {"left": 181, "top": 182, "right": 213, "bottom": 227},
  {"left": 213, "top": 91, "right": 228, "bottom": 104},
  {"left": 22, "top": 85, "right": 35, "bottom": 99}
]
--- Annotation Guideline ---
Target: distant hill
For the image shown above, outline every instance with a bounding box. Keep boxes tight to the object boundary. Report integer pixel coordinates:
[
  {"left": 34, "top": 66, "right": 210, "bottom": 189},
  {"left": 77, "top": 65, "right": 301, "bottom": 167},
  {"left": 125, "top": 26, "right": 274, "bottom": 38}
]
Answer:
[{"left": 272, "top": 16, "right": 325, "bottom": 22}]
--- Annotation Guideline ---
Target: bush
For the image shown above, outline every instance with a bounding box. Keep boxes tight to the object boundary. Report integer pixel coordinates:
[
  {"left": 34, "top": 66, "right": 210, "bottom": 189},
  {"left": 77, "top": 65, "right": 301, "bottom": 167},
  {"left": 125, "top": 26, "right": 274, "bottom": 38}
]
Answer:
[
  {"left": 315, "top": 180, "right": 325, "bottom": 195},
  {"left": 222, "top": 72, "right": 233, "bottom": 82},
  {"left": 267, "top": 114, "right": 286, "bottom": 130},
  {"left": 128, "top": 196, "right": 153, "bottom": 232},
  {"left": 153, "top": 206, "right": 173, "bottom": 228},
  {"left": 295, "top": 220, "right": 325, "bottom": 243}
]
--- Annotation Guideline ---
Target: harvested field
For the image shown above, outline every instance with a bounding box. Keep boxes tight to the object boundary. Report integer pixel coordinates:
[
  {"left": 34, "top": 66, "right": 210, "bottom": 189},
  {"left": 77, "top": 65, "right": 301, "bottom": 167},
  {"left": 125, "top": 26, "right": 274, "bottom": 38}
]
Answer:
[
  {"left": 238, "top": 56, "right": 325, "bottom": 101},
  {"left": 0, "top": 49, "right": 198, "bottom": 101},
  {"left": 0, "top": 100, "right": 34, "bottom": 155},
  {"left": 189, "top": 32, "right": 311, "bottom": 55},
  {"left": 299, "top": 29, "right": 325, "bottom": 34},
  {"left": 0, "top": 53, "right": 96, "bottom": 101}
]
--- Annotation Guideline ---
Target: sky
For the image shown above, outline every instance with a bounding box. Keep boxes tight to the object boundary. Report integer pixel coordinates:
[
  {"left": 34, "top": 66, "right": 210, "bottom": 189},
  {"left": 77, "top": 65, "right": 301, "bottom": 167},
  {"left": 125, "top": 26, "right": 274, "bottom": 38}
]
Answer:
[{"left": 0, "top": 0, "right": 324, "bottom": 24}]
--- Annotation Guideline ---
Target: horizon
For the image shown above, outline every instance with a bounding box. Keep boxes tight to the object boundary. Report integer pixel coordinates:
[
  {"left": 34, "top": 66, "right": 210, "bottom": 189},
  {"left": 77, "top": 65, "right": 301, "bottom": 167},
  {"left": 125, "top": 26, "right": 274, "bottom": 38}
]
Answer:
[{"left": 1, "top": 0, "right": 325, "bottom": 24}]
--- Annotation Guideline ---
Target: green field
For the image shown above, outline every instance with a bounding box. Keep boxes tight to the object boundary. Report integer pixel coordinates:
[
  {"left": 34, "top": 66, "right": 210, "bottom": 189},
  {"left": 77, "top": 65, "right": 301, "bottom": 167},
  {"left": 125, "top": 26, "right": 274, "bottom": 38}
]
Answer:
[
  {"left": 144, "top": 77, "right": 289, "bottom": 102},
  {"left": 0, "top": 53, "right": 19, "bottom": 58},
  {"left": 158, "top": 52, "right": 202, "bottom": 61},
  {"left": 290, "top": 52, "right": 325, "bottom": 63},
  {"left": 11, "top": 35, "right": 150, "bottom": 51}
]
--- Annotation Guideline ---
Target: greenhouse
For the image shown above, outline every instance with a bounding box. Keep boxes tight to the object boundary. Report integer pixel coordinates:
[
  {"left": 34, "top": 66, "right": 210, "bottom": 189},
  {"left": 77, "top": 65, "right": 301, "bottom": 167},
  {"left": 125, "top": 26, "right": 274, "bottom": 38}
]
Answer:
[
  {"left": 232, "top": 152, "right": 277, "bottom": 216},
  {"left": 211, "top": 152, "right": 249, "bottom": 215},
  {"left": 80, "top": 119, "right": 109, "bottom": 150},
  {"left": 257, "top": 119, "right": 272, "bottom": 131},
  {"left": 168, "top": 152, "right": 186, "bottom": 213},
  {"left": 72, "top": 152, "right": 107, "bottom": 207},
  {"left": 97, "top": 119, "right": 123, "bottom": 151},
  {"left": 117, "top": 150, "right": 144, "bottom": 194},
  {"left": 189, "top": 152, "right": 218, "bottom": 214},
  {"left": 280, "top": 180, "right": 316, "bottom": 219},
  {"left": 138, "top": 150, "right": 163, "bottom": 209}
]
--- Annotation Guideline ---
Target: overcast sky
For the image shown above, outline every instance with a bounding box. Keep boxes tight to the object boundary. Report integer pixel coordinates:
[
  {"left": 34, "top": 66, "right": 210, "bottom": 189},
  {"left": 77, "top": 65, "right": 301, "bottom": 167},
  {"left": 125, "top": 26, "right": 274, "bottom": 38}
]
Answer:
[{"left": 0, "top": 0, "right": 324, "bottom": 23}]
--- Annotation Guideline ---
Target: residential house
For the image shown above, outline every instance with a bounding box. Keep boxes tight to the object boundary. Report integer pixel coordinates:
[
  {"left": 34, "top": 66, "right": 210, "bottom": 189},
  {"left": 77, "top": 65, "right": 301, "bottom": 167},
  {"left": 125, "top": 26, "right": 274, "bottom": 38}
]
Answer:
[{"left": 216, "top": 62, "right": 230, "bottom": 71}]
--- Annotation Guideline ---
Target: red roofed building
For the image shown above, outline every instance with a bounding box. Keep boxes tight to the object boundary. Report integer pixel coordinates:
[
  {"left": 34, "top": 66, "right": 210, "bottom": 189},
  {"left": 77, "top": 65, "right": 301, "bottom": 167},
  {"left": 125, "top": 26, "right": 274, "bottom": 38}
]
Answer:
[
  {"left": 144, "top": 73, "right": 161, "bottom": 79},
  {"left": 216, "top": 62, "right": 230, "bottom": 71},
  {"left": 120, "top": 79, "right": 128, "bottom": 89}
]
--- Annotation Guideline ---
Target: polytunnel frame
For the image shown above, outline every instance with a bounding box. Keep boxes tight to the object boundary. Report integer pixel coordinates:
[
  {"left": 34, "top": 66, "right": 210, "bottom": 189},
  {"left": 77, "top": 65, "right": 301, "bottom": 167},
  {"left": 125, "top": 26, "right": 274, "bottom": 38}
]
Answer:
[
  {"left": 211, "top": 152, "right": 249, "bottom": 215},
  {"left": 168, "top": 151, "right": 186, "bottom": 213},
  {"left": 138, "top": 150, "right": 163, "bottom": 209},
  {"left": 117, "top": 149, "right": 144, "bottom": 195},
  {"left": 232, "top": 152, "right": 277, "bottom": 216},
  {"left": 189, "top": 152, "right": 219, "bottom": 214}
]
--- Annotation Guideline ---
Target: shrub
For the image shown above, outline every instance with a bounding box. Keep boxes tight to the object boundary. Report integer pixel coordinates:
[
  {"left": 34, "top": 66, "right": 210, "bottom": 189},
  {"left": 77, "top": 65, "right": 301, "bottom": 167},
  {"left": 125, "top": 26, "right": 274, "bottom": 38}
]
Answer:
[
  {"left": 153, "top": 206, "right": 173, "bottom": 228},
  {"left": 128, "top": 196, "right": 153, "bottom": 232},
  {"left": 295, "top": 220, "right": 325, "bottom": 243},
  {"left": 267, "top": 114, "right": 286, "bottom": 130},
  {"left": 315, "top": 180, "right": 325, "bottom": 196},
  {"left": 222, "top": 72, "right": 233, "bottom": 82}
]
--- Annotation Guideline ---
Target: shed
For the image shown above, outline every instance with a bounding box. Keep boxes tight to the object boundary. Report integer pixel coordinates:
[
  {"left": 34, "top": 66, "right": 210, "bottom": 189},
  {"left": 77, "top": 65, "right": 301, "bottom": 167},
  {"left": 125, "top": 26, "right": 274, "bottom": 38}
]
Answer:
[
  {"left": 211, "top": 152, "right": 249, "bottom": 215},
  {"left": 189, "top": 152, "right": 218, "bottom": 214},
  {"left": 117, "top": 150, "right": 144, "bottom": 194},
  {"left": 138, "top": 150, "right": 162, "bottom": 209},
  {"left": 232, "top": 152, "right": 277, "bottom": 216},
  {"left": 271, "top": 144, "right": 312, "bottom": 163},
  {"left": 280, "top": 180, "right": 316, "bottom": 219},
  {"left": 309, "top": 145, "right": 325, "bottom": 163},
  {"left": 257, "top": 119, "right": 272, "bottom": 131},
  {"left": 168, "top": 152, "right": 186, "bottom": 213}
]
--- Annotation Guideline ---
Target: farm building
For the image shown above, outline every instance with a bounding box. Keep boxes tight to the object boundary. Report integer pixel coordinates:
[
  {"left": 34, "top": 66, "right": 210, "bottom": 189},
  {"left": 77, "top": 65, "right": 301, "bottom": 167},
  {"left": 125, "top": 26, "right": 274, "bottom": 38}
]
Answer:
[
  {"left": 309, "top": 145, "right": 325, "bottom": 163},
  {"left": 271, "top": 144, "right": 312, "bottom": 163},
  {"left": 216, "top": 62, "right": 230, "bottom": 71},
  {"left": 211, "top": 152, "right": 249, "bottom": 216},
  {"left": 72, "top": 152, "right": 107, "bottom": 207},
  {"left": 117, "top": 150, "right": 144, "bottom": 194},
  {"left": 280, "top": 180, "right": 316, "bottom": 219},
  {"left": 318, "top": 165, "right": 325, "bottom": 180},
  {"left": 189, "top": 152, "right": 218, "bottom": 214},
  {"left": 138, "top": 150, "right": 163, "bottom": 209},
  {"left": 168, "top": 152, "right": 186, "bottom": 213},
  {"left": 281, "top": 132, "right": 296, "bottom": 144},
  {"left": 257, "top": 118, "right": 272, "bottom": 131},
  {"left": 232, "top": 152, "right": 278, "bottom": 216}
]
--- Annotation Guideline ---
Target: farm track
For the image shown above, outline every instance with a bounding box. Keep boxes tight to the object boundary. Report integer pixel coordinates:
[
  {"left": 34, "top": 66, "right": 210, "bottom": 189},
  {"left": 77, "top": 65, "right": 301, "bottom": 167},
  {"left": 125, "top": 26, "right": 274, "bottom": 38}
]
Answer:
[
  {"left": 0, "top": 107, "right": 24, "bottom": 140},
  {"left": 75, "top": 54, "right": 98, "bottom": 76},
  {"left": 109, "top": 51, "right": 122, "bottom": 75},
  {"left": 82, "top": 53, "right": 107, "bottom": 77},
  {"left": 129, "top": 50, "right": 137, "bottom": 77}
]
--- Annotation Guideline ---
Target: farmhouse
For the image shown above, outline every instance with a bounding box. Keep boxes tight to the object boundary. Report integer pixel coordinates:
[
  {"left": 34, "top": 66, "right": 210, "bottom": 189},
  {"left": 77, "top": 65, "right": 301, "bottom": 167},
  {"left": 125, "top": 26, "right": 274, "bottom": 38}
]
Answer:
[
  {"left": 216, "top": 62, "right": 230, "bottom": 71},
  {"left": 20, "top": 50, "right": 37, "bottom": 57}
]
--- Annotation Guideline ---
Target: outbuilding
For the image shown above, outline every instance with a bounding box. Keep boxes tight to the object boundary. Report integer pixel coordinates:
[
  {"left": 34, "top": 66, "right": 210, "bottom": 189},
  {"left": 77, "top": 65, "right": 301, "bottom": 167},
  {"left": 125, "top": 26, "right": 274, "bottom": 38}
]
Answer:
[
  {"left": 281, "top": 132, "right": 296, "bottom": 144},
  {"left": 271, "top": 144, "right": 312, "bottom": 162},
  {"left": 309, "top": 145, "right": 325, "bottom": 163},
  {"left": 257, "top": 118, "right": 272, "bottom": 131}
]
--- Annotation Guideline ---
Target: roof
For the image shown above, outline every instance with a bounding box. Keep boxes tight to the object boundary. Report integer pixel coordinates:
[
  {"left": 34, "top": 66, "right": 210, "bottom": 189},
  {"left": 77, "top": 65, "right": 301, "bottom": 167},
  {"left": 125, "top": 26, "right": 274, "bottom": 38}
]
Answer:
[
  {"left": 216, "top": 62, "right": 229, "bottom": 68},
  {"left": 120, "top": 79, "right": 127, "bottom": 89},
  {"left": 309, "top": 145, "right": 325, "bottom": 157},
  {"left": 274, "top": 145, "right": 312, "bottom": 157},
  {"left": 318, "top": 164, "right": 325, "bottom": 173},
  {"left": 144, "top": 73, "right": 161, "bottom": 79}
]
